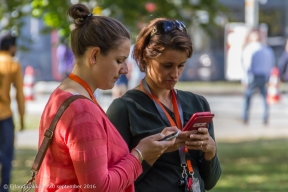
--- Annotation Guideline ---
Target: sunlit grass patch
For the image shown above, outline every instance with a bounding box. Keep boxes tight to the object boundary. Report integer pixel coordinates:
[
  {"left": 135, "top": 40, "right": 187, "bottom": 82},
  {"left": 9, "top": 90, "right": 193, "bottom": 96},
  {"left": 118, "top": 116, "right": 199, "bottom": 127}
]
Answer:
[{"left": 211, "top": 139, "right": 288, "bottom": 192}]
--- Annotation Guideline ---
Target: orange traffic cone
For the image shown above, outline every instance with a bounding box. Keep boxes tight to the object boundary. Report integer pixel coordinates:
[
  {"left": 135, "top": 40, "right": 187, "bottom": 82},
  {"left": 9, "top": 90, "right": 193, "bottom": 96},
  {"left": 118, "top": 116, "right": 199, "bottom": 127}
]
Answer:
[
  {"left": 266, "top": 67, "right": 281, "bottom": 104},
  {"left": 23, "top": 65, "right": 35, "bottom": 101}
]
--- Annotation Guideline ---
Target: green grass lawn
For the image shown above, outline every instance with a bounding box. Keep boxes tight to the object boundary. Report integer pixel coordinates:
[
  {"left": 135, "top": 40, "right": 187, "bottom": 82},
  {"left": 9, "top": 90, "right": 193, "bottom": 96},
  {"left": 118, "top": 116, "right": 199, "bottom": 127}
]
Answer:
[
  {"left": 211, "top": 139, "right": 288, "bottom": 192},
  {"left": 8, "top": 139, "right": 288, "bottom": 192}
]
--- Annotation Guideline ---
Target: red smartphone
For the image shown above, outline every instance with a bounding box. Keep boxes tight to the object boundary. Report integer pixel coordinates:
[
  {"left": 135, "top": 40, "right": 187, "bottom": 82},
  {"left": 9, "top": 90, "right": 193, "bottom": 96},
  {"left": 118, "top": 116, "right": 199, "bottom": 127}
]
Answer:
[{"left": 182, "top": 112, "right": 214, "bottom": 132}]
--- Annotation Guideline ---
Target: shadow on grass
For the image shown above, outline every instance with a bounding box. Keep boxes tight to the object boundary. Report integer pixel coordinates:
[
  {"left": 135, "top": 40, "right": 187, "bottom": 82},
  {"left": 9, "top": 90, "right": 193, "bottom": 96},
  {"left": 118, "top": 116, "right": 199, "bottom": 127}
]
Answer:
[{"left": 9, "top": 139, "right": 288, "bottom": 192}]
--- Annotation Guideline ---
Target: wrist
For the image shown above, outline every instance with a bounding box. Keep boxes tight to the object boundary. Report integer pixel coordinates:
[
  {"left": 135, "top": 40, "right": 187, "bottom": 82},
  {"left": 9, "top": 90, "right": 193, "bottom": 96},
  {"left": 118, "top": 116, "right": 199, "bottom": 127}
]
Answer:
[
  {"left": 204, "top": 151, "right": 216, "bottom": 161},
  {"left": 132, "top": 148, "right": 143, "bottom": 163}
]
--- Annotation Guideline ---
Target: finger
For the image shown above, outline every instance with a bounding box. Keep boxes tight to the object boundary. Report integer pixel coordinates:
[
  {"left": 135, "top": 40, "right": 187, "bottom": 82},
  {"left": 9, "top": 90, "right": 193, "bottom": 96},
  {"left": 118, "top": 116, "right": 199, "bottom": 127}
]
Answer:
[
  {"left": 162, "top": 126, "right": 179, "bottom": 133},
  {"left": 200, "top": 140, "right": 204, "bottom": 148},
  {"left": 159, "top": 139, "right": 176, "bottom": 148},
  {"left": 150, "top": 133, "right": 166, "bottom": 141},
  {"left": 197, "top": 127, "right": 209, "bottom": 134},
  {"left": 182, "top": 130, "right": 198, "bottom": 135},
  {"left": 190, "top": 133, "right": 209, "bottom": 141},
  {"left": 185, "top": 140, "right": 205, "bottom": 146}
]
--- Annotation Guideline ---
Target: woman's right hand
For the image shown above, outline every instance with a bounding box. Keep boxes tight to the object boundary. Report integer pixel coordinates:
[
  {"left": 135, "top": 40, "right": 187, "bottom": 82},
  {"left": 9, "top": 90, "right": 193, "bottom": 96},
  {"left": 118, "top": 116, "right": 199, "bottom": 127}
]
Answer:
[
  {"left": 164, "top": 130, "right": 198, "bottom": 153},
  {"left": 133, "top": 127, "right": 178, "bottom": 165}
]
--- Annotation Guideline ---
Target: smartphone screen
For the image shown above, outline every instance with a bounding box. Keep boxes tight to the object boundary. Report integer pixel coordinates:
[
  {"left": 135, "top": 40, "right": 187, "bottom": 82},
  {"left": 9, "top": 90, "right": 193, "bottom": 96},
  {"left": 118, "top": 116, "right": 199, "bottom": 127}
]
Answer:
[{"left": 158, "top": 130, "right": 180, "bottom": 141}]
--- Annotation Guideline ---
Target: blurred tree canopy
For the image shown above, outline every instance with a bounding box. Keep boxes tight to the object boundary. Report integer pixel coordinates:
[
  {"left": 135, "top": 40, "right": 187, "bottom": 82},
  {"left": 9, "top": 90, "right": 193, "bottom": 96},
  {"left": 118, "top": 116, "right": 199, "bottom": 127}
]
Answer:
[{"left": 0, "top": 0, "right": 225, "bottom": 42}]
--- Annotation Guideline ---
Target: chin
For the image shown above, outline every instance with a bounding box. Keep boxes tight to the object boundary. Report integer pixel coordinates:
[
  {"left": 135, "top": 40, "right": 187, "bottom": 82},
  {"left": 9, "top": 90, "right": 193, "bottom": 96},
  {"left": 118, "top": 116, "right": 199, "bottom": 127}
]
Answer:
[
  {"left": 99, "top": 83, "right": 114, "bottom": 90},
  {"left": 165, "top": 85, "right": 175, "bottom": 90},
  {"left": 107, "top": 83, "right": 115, "bottom": 90}
]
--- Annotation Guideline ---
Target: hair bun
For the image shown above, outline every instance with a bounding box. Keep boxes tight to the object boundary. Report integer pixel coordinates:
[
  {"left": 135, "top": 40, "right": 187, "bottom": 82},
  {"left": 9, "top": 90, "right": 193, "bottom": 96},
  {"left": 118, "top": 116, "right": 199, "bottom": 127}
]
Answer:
[{"left": 67, "top": 3, "right": 91, "bottom": 27}]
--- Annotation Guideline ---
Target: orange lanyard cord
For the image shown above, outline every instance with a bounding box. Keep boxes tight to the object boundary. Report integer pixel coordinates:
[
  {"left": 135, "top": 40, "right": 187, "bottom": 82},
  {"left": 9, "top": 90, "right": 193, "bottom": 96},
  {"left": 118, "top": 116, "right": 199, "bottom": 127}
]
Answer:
[
  {"left": 171, "top": 91, "right": 182, "bottom": 129},
  {"left": 68, "top": 73, "right": 106, "bottom": 114},
  {"left": 68, "top": 73, "right": 96, "bottom": 103},
  {"left": 141, "top": 81, "right": 182, "bottom": 130},
  {"left": 141, "top": 80, "right": 194, "bottom": 173},
  {"left": 186, "top": 159, "right": 194, "bottom": 173}
]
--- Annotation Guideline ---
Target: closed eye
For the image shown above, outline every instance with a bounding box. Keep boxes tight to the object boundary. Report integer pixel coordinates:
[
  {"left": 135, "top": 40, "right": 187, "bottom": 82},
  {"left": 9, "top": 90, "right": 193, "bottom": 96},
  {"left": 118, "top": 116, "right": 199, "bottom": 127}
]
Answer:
[{"left": 117, "top": 59, "right": 126, "bottom": 64}]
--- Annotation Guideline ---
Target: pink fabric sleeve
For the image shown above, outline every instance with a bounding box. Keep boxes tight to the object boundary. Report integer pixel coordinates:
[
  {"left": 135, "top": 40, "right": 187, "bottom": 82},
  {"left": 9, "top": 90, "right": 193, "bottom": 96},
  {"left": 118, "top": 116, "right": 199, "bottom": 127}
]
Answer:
[{"left": 65, "top": 100, "right": 142, "bottom": 192}]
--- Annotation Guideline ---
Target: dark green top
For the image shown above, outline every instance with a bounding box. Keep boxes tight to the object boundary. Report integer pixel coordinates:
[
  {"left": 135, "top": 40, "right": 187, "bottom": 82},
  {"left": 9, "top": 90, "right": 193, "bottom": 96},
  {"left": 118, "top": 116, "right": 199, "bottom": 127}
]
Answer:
[{"left": 107, "top": 89, "right": 221, "bottom": 192}]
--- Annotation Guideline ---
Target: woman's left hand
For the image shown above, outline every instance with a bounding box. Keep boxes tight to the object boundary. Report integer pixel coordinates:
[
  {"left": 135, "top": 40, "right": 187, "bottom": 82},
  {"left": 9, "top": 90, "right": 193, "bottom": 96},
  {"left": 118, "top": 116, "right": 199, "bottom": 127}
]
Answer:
[{"left": 185, "top": 127, "right": 216, "bottom": 161}]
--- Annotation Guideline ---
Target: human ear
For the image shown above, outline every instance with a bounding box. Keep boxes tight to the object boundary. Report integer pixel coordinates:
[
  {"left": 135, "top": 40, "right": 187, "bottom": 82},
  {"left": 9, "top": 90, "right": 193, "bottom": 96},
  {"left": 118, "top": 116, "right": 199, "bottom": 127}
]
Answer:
[{"left": 90, "top": 47, "right": 100, "bottom": 64}]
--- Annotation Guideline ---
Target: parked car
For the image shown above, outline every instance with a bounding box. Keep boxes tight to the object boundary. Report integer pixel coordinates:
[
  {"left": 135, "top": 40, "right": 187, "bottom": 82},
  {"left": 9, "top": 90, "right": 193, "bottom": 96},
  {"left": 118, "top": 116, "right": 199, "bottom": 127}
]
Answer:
[{"left": 180, "top": 50, "right": 225, "bottom": 81}]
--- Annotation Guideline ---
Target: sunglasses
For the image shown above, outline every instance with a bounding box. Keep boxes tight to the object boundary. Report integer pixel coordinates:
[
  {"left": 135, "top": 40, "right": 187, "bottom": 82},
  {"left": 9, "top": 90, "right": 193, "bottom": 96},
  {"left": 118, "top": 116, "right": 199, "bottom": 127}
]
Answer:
[{"left": 151, "top": 20, "right": 187, "bottom": 36}]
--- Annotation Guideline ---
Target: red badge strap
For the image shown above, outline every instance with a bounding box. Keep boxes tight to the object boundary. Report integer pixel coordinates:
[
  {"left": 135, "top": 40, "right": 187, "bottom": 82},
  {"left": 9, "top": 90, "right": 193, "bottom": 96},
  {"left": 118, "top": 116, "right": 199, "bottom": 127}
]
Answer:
[
  {"left": 140, "top": 79, "right": 194, "bottom": 175},
  {"left": 186, "top": 159, "right": 194, "bottom": 173},
  {"left": 140, "top": 81, "right": 183, "bottom": 129},
  {"left": 68, "top": 73, "right": 105, "bottom": 114}
]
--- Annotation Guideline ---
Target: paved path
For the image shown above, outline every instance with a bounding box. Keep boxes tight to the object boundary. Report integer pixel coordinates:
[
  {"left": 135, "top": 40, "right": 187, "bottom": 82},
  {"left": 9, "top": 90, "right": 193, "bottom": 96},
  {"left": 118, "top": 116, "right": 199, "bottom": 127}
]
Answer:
[{"left": 14, "top": 83, "right": 288, "bottom": 148}]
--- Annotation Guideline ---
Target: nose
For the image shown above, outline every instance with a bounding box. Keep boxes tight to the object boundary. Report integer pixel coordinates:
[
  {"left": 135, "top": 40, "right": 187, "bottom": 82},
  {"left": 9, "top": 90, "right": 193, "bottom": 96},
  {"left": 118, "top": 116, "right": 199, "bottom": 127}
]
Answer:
[
  {"left": 170, "top": 67, "right": 179, "bottom": 79},
  {"left": 119, "top": 61, "right": 128, "bottom": 74}
]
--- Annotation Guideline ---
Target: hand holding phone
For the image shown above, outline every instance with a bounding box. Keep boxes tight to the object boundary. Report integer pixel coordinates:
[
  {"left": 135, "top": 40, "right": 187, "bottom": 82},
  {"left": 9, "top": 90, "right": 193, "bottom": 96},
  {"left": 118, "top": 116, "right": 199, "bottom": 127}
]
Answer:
[
  {"left": 158, "top": 130, "right": 180, "bottom": 141},
  {"left": 182, "top": 112, "right": 214, "bottom": 132}
]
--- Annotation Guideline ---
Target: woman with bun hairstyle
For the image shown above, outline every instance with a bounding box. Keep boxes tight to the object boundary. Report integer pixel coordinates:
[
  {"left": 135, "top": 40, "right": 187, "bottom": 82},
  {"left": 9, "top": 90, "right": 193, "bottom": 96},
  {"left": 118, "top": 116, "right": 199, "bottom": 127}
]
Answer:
[{"left": 35, "top": 4, "right": 177, "bottom": 192}]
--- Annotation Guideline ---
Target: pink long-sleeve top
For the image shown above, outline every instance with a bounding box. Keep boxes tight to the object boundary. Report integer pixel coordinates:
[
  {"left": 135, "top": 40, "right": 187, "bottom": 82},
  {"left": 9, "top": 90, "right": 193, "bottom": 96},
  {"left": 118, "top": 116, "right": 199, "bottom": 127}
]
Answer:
[{"left": 35, "top": 88, "right": 142, "bottom": 192}]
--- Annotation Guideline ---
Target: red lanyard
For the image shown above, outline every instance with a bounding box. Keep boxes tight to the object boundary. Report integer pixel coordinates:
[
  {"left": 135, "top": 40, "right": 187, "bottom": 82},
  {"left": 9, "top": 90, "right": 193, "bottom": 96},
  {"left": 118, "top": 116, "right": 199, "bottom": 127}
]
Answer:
[
  {"left": 141, "top": 81, "right": 182, "bottom": 129},
  {"left": 68, "top": 73, "right": 106, "bottom": 115},
  {"left": 140, "top": 80, "right": 193, "bottom": 173}
]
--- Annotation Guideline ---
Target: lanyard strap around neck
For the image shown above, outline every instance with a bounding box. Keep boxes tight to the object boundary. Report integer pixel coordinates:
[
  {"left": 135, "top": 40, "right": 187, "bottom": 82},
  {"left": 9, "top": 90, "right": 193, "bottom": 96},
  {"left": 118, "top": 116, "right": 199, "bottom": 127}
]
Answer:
[
  {"left": 68, "top": 73, "right": 106, "bottom": 114},
  {"left": 68, "top": 73, "right": 96, "bottom": 103},
  {"left": 141, "top": 79, "right": 194, "bottom": 174},
  {"left": 141, "top": 79, "right": 183, "bottom": 128}
]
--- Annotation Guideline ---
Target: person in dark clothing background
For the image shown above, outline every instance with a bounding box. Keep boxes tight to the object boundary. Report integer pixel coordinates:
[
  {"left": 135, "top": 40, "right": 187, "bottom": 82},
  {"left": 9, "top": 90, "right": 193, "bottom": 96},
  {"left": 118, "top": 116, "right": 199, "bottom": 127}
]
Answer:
[{"left": 107, "top": 18, "right": 221, "bottom": 192}]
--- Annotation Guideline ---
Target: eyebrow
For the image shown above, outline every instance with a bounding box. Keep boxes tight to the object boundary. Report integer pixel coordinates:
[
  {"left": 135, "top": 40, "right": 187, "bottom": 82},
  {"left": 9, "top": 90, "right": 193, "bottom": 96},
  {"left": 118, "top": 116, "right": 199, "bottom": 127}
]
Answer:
[{"left": 161, "top": 61, "right": 186, "bottom": 65}]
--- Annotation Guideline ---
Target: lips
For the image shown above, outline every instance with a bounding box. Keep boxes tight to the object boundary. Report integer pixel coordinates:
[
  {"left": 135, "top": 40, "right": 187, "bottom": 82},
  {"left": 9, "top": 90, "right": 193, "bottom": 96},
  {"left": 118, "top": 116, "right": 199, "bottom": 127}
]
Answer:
[{"left": 166, "top": 80, "right": 177, "bottom": 84}]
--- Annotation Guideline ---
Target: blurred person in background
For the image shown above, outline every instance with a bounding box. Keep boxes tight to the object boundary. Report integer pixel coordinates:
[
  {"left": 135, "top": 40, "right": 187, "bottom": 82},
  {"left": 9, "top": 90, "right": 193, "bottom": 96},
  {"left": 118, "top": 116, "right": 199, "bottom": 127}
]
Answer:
[
  {"left": 0, "top": 34, "right": 25, "bottom": 192},
  {"left": 56, "top": 39, "right": 74, "bottom": 80},
  {"left": 107, "top": 18, "right": 221, "bottom": 192},
  {"left": 127, "top": 44, "right": 145, "bottom": 90},
  {"left": 111, "top": 71, "right": 129, "bottom": 98},
  {"left": 112, "top": 45, "right": 145, "bottom": 99},
  {"left": 241, "top": 30, "right": 275, "bottom": 124},
  {"left": 278, "top": 39, "right": 288, "bottom": 91}
]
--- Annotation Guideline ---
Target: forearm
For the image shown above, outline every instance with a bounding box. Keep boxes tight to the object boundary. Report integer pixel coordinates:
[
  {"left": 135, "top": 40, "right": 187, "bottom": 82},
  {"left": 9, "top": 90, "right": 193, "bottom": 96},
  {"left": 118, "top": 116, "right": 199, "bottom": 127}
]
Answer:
[
  {"left": 16, "top": 92, "right": 25, "bottom": 130},
  {"left": 74, "top": 153, "right": 142, "bottom": 192}
]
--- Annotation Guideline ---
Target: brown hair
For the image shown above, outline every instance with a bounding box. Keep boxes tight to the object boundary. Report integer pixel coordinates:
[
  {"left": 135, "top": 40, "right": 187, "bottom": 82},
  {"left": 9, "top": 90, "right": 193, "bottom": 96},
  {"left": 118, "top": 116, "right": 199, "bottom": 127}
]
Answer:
[
  {"left": 133, "top": 18, "right": 193, "bottom": 72},
  {"left": 67, "top": 3, "right": 130, "bottom": 57}
]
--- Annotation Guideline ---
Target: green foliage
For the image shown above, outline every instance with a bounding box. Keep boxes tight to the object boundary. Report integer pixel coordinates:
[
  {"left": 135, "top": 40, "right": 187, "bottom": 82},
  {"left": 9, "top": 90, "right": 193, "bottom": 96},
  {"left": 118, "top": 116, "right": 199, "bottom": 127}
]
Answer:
[
  {"left": 0, "top": 0, "right": 31, "bottom": 35},
  {"left": 0, "top": 0, "right": 225, "bottom": 42},
  {"left": 100, "top": 0, "right": 225, "bottom": 40}
]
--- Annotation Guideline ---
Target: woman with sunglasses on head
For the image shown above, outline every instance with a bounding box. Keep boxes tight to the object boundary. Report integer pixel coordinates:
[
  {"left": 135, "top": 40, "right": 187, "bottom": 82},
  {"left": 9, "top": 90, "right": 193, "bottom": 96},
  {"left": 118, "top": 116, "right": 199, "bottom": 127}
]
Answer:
[
  {"left": 107, "top": 18, "right": 222, "bottom": 192},
  {"left": 35, "top": 5, "right": 178, "bottom": 192}
]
